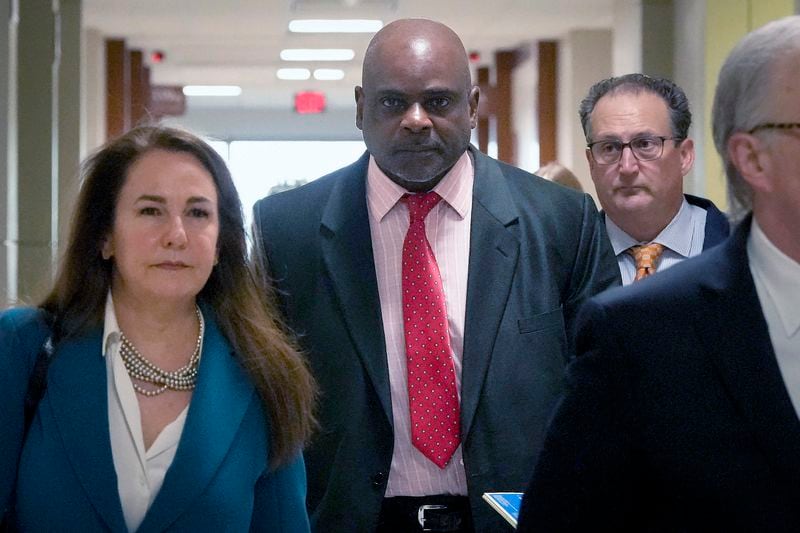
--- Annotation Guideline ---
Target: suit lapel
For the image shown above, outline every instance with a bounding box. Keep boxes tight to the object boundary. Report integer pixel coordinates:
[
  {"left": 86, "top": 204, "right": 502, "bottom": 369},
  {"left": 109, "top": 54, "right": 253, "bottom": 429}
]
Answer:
[
  {"left": 138, "top": 310, "right": 255, "bottom": 532},
  {"left": 318, "top": 153, "right": 393, "bottom": 421},
  {"left": 47, "top": 330, "right": 128, "bottom": 532},
  {"left": 684, "top": 194, "right": 730, "bottom": 249},
  {"left": 460, "top": 149, "right": 520, "bottom": 438},
  {"left": 696, "top": 217, "right": 800, "bottom": 484}
]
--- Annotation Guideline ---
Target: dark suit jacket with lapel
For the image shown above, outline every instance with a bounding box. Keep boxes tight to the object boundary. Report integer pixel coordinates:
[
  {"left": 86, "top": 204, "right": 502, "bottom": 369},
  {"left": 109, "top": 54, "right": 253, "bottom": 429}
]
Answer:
[
  {"left": 0, "top": 306, "right": 310, "bottom": 532},
  {"left": 601, "top": 193, "right": 730, "bottom": 252},
  {"left": 517, "top": 216, "right": 800, "bottom": 532},
  {"left": 684, "top": 193, "right": 730, "bottom": 249},
  {"left": 253, "top": 147, "right": 620, "bottom": 532}
]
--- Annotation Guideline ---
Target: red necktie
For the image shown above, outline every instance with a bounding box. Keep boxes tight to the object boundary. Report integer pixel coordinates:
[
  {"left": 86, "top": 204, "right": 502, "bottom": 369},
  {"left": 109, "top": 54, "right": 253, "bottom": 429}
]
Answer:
[{"left": 402, "top": 192, "right": 460, "bottom": 469}]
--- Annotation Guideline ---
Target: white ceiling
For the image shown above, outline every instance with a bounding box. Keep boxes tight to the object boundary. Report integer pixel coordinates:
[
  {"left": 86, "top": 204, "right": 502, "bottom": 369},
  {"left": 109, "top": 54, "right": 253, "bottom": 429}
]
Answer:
[{"left": 83, "top": 0, "right": 616, "bottom": 111}]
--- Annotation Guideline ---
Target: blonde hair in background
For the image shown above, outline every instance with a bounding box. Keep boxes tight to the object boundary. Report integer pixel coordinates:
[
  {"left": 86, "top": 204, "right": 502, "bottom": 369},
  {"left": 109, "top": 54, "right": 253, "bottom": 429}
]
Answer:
[{"left": 536, "top": 161, "right": 584, "bottom": 192}]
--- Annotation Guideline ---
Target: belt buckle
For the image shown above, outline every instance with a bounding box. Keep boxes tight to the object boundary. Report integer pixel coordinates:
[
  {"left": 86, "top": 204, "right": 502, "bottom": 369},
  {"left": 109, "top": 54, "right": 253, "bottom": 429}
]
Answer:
[{"left": 417, "top": 504, "right": 446, "bottom": 531}]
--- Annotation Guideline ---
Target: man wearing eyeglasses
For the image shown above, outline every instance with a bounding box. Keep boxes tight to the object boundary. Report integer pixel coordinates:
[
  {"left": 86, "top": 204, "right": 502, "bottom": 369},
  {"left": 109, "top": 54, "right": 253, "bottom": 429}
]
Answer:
[
  {"left": 579, "top": 74, "right": 729, "bottom": 285},
  {"left": 517, "top": 16, "right": 800, "bottom": 532}
]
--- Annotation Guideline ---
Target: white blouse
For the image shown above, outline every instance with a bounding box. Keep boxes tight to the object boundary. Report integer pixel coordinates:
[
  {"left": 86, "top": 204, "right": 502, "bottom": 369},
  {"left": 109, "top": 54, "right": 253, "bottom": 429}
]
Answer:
[{"left": 102, "top": 294, "right": 202, "bottom": 532}]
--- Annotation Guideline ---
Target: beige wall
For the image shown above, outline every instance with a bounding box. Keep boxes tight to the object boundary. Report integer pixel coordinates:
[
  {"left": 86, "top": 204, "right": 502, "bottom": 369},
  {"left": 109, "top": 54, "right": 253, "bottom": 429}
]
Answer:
[
  {"left": 702, "top": 0, "right": 796, "bottom": 210},
  {"left": 557, "top": 29, "right": 614, "bottom": 202}
]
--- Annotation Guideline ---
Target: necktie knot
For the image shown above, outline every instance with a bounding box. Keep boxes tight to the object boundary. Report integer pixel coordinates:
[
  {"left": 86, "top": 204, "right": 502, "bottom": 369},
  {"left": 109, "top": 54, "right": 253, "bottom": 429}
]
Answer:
[
  {"left": 627, "top": 242, "right": 665, "bottom": 281},
  {"left": 404, "top": 191, "right": 442, "bottom": 224}
]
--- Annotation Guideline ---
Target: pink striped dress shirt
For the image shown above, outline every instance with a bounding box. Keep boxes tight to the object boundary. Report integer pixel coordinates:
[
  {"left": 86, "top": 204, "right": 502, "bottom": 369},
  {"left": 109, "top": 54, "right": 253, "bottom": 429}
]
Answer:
[{"left": 366, "top": 151, "right": 473, "bottom": 497}]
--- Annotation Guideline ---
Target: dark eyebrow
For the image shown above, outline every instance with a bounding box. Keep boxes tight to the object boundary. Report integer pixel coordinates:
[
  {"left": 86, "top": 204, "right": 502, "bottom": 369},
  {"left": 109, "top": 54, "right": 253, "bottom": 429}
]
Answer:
[
  {"left": 186, "top": 196, "right": 213, "bottom": 205},
  {"left": 373, "top": 88, "right": 459, "bottom": 98},
  {"left": 594, "top": 131, "right": 661, "bottom": 142},
  {"left": 374, "top": 89, "right": 406, "bottom": 98},
  {"left": 134, "top": 195, "right": 213, "bottom": 205},
  {"left": 135, "top": 195, "right": 166, "bottom": 204},
  {"left": 424, "top": 88, "right": 458, "bottom": 96}
]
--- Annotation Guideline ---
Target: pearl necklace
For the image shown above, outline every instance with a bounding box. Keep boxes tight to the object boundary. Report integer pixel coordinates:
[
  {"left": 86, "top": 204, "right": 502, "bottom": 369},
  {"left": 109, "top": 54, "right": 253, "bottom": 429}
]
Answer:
[{"left": 119, "top": 306, "right": 203, "bottom": 397}]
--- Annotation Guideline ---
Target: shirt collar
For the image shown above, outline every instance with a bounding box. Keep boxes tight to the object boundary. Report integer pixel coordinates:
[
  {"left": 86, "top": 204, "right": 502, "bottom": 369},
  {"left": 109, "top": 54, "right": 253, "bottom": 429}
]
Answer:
[
  {"left": 366, "top": 151, "right": 474, "bottom": 222},
  {"left": 749, "top": 217, "right": 800, "bottom": 338},
  {"left": 102, "top": 291, "right": 121, "bottom": 357},
  {"left": 606, "top": 196, "right": 695, "bottom": 256}
]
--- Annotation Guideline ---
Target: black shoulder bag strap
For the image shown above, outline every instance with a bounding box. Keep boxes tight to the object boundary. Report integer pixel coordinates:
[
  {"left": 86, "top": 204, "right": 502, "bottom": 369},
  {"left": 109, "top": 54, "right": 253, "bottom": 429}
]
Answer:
[{"left": 22, "top": 311, "right": 58, "bottom": 439}]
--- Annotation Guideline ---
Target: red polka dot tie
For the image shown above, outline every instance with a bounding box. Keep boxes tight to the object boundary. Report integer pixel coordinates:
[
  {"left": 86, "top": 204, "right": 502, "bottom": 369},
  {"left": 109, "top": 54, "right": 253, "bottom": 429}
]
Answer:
[
  {"left": 627, "top": 243, "right": 665, "bottom": 282},
  {"left": 402, "top": 192, "right": 460, "bottom": 469}
]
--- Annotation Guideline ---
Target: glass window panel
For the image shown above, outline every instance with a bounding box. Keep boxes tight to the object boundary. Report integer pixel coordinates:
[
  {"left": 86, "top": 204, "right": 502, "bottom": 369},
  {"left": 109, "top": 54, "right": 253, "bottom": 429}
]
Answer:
[{"left": 228, "top": 140, "right": 366, "bottom": 228}]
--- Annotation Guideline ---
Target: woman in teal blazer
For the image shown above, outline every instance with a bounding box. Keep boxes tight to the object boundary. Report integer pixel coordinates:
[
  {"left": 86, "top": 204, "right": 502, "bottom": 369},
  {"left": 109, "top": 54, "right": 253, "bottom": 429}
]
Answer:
[{"left": 1, "top": 127, "right": 316, "bottom": 531}]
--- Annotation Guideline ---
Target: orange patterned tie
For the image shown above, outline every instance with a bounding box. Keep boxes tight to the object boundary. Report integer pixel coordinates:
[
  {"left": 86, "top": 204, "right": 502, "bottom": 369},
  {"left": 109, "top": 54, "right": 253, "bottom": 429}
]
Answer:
[{"left": 627, "top": 243, "right": 665, "bottom": 282}]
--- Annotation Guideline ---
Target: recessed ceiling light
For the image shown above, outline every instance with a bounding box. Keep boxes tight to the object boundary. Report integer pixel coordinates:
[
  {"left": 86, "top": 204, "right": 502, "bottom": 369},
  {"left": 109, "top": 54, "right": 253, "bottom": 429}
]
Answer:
[
  {"left": 313, "top": 69, "right": 345, "bottom": 81},
  {"left": 182, "top": 85, "right": 241, "bottom": 97},
  {"left": 277, "top": 68, "right": 311, "bottom": 80},
  {"left": 280, "top": 49, "right": 355, "bottom": 61},
  {"left": 288, "top": 19, "right": 383, "bottom": 33}
]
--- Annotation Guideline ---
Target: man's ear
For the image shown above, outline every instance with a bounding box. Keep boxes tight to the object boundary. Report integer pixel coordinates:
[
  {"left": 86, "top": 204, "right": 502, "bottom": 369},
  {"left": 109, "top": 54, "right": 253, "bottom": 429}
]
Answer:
[
  {"left": 468, "top": 85, "right": 480, "bottom": 129},
  {"left": 727, "top": 132, "right": 772, "bottom": 193},
  {"left": 585, "top": 147, "right": 595, "bottom": 171},
  {"left": 678, "top": 138, "right": 696, "bottom": 177},
  {"left": 355, "top": 86, "right": 365, "bottom": 131}
]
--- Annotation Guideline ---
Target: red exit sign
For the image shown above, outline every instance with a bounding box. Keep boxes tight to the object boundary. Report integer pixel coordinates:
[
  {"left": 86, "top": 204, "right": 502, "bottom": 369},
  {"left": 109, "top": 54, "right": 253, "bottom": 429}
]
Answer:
[{"left": 294, "top": 91, "right": 326, "bottom": 114}]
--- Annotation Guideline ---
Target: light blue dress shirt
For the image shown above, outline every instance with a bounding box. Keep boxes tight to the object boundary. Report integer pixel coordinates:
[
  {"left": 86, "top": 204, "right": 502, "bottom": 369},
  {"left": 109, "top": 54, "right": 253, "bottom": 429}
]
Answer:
[{"left": 605, "top": 197, "right": 707, "bottom": 285}]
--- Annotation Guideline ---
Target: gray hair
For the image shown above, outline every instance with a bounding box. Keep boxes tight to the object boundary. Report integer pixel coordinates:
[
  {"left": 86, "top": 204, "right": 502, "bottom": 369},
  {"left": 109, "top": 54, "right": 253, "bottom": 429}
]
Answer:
[
  {"left": 579, "top": 73, "right": 692, "bottom": 142},
  {"left": 712, "top": 15, "right": 800, "bottom": 219}
]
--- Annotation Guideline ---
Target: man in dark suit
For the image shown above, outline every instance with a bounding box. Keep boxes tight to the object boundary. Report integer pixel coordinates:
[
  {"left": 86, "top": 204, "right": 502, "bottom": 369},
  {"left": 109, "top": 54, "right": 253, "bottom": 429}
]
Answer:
[
  {"left": 518, "top": 15, "right": 800, "bottom": 532},
  {"left": 254, "top": 18, "right": 619, "bottom": 532},
  {"left": 580, "top": 74, "right": 729, "bottom": 284}
]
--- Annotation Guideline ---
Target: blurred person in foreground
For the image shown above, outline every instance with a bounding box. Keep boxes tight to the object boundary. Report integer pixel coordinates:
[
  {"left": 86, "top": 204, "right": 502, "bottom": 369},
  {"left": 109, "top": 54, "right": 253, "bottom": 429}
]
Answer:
[
  {"left": 518, "top": 16, "right": 800, "bottom": 532},
  {"left": 0, "top": 126, "right": 316, "bottom": 531},
  {"left": 581, "top": 74, "right": 729, "bottom": 285},
  {"left": 253, "top": 17, "right": 618, "bottom": 533}
]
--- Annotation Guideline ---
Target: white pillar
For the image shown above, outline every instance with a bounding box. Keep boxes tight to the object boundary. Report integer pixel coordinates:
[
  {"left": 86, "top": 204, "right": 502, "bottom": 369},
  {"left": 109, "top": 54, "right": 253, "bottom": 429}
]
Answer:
[
  {"left": 16, "top": 0, "right": 58, "bottom": 302},
  {"left": 557, "top": 29, "right": 613, "bottom": 201},
  {"left": 674, "top": 0, "right": 707, "bottom": 196},
  {"left": 84, "top": 27, "right": 106, "bottom": 154},
  {"left": 1, "top": 0, "right": 16, "bottom": 306},
  {"left": 58, "top": 0, "right": 83, "bottom": 252}
]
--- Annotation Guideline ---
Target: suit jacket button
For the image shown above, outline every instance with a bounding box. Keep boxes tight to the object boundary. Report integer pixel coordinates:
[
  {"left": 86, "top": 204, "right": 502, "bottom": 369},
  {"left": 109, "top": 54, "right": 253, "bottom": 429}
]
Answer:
[{"left": 371, "top": 472, "right": 387, "bottom": 487}]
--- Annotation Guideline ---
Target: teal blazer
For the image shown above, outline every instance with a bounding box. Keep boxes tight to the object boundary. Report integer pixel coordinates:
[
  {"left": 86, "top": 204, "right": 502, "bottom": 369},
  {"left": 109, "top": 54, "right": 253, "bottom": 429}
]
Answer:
[{"left": 0, "top": 306, "right": 310, "bottom": 532}]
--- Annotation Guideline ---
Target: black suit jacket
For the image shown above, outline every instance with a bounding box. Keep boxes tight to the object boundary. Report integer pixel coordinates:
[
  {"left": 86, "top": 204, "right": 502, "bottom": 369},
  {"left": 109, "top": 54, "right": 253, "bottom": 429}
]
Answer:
[
  {"left": 254, "top": 147, "right": 620, "bottom": 532},
  {"left": 518, "top": 216, "right": 800, "bottom": 532},
  {"left": 684, "top": 193, "right": 730, "bottom": 249}
]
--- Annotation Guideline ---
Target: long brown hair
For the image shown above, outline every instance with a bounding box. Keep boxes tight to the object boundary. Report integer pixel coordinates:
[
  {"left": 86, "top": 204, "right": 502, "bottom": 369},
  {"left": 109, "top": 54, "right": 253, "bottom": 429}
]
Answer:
[{"left": 41, "top": 126, "right": 316, "bottom": 467}]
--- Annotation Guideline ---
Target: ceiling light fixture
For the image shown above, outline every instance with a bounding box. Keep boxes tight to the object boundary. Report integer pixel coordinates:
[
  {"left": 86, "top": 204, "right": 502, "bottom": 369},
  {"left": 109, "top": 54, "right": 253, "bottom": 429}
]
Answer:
[
  {"left": 288, "top": 19, "right": 383, "bottom": 33},
  {"left": 280, "top": 49, "right": 355, "bottom": 61},
  {"left": 277, "top": 68, "right": 312, "bottom": 80},
  {"left": 182, "top": 85, "right": 241, "bottom": 97},
  {"left": 313, "top": 69, "right": 345, "bottom": 81}
]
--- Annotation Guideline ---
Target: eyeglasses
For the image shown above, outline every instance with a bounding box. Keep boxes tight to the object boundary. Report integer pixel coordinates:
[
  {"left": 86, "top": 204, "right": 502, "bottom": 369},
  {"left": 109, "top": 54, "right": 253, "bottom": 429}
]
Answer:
[
  {"left": 747, "top": 122, "right": 800, "bottom": 134},
  {"left": 587, "top": 136, "right": 678, "bottom": 165}
]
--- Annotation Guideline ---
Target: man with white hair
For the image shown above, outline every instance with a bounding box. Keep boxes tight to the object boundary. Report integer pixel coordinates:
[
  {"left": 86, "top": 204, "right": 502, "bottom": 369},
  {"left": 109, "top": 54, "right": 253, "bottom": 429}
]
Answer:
[{"left": 517, "top": 16, "right": 800, "bottom": 532}]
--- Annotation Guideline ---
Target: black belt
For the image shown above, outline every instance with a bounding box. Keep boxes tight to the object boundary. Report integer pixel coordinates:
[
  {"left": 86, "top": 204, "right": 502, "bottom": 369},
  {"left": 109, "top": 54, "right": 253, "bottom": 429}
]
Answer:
[{"left": 377, "top": 495, "right": 473, "bottom": 533}]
